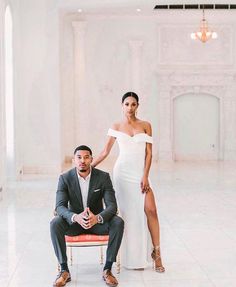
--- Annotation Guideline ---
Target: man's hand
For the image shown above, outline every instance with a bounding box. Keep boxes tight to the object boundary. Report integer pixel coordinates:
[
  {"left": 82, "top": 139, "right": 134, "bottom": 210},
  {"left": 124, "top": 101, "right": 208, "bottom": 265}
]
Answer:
[
  {"left": 73, "top": 208, "right": 98, "bottom": 229},
  {"left": 85, "top": 207, "right": 98, "bottom": 228},
  {"left": 73, "top": 209, "right": 90, "bottom": 229}
]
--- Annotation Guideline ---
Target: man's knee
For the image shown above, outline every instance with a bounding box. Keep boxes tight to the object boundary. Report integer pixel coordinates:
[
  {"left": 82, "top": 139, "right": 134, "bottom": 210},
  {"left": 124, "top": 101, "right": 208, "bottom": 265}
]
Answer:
[
  {"left": 110, "top": 216, "right": 124, "bottom": 231},
  {"left": 50, "top": 216, "right": 66, "bottom": 233}
]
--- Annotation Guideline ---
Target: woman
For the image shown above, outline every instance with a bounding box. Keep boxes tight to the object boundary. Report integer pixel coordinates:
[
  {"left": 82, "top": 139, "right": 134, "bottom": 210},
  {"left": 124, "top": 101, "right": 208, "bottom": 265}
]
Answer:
[{"left": 92, "top": 92, "right": 165, "bottom": 272}]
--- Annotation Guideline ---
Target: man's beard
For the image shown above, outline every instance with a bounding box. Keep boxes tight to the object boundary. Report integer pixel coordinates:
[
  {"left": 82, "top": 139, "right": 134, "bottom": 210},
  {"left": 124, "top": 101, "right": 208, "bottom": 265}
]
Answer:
[{"left": 79, "top": 169, "right": 86, "bottom": 172}]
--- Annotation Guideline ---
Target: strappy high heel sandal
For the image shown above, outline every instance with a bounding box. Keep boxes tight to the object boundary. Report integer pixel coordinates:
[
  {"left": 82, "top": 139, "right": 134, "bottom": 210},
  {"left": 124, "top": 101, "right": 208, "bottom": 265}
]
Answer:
[{"left": 151, "top": 246, "right": 165, "bottom": 273}]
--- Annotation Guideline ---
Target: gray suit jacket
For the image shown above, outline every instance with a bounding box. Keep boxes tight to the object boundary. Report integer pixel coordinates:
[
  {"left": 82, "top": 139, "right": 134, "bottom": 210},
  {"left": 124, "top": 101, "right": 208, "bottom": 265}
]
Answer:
[{"left": 55, "top": 167, "right": 118, "bottom": 225}]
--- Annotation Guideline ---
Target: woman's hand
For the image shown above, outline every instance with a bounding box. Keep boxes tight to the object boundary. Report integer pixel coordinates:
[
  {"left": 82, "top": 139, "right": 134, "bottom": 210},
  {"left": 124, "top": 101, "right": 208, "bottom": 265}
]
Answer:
[{"left": 141, "top": 176, "right": 150, "bottom": 193}]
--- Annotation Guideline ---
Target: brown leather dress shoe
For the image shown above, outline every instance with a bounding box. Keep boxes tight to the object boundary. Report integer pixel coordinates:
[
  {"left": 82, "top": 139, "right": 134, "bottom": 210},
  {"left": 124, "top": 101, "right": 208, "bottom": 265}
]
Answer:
[
  {"left": 53, "top": 270, "right": 71, "bottom": 287},
  {"left": 103, "top": 269, "right": 118, "bottom": 287}
]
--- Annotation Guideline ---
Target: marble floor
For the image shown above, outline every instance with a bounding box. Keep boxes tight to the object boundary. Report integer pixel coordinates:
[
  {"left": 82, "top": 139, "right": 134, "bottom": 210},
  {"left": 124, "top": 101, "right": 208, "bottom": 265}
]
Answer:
[{"left": 1, "top": 161, "right": 236, "bottom": 287}]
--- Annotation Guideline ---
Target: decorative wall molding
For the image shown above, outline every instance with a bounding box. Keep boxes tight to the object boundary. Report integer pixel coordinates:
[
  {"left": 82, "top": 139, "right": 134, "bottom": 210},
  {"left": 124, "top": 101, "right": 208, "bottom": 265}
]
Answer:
[
  {"left": 157, "top": 71, "right": 236, "bottom": 160},
  {"left": 158, "top": 24, "right": 234, "bottom": 66},
  {"left": 19, "top": 164, "right": 60, "bottom": 178},
  {"left": 168, "top": 72, "right": 236, "bottom": 86}
]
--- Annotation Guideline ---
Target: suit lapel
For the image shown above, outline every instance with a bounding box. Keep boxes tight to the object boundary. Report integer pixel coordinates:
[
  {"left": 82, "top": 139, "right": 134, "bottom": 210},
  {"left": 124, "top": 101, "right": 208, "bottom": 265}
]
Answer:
[
  {"left": 72, "top": 168, "right": 84, "bottom": 208},
  {"left": 87, "top": 168, "right": 98, "bottom": 206}
]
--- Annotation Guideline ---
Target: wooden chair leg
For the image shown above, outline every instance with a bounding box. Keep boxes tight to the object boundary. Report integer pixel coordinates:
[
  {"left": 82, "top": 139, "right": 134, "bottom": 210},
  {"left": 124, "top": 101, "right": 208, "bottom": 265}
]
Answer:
[
  {"left": 64, "top": 243, "right": 112, "bottom": 269},
  {"left": 67, "top": 246, "right": 73, "bottom": 266},
  {"left": 116, "top": 250, "right": 120, "bottom": 274},
  {"left": 100, "top": 246, "right": 104, "bottom": 265}
]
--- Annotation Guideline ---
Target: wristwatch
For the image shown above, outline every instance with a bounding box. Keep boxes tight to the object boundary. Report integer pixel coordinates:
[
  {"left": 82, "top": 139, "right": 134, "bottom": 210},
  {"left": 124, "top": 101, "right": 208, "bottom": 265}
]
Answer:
[{"left": 97, "top": 214, "right": 104, "bottom": 224}]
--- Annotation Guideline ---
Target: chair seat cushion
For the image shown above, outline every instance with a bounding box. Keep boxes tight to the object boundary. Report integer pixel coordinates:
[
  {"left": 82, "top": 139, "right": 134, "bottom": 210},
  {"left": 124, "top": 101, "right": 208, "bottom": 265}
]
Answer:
[{"left": 65, "top": 234, "right": 109, "bottom": 243}]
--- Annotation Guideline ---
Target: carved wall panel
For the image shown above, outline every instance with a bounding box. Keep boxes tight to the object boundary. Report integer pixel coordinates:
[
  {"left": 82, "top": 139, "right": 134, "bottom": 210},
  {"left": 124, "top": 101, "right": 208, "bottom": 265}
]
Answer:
[
  {"left": 157, "top": 72, "right": 236, "bottom": 160},
  {"left": 158, "top": 25, "right": 233, "bottom": 66}
]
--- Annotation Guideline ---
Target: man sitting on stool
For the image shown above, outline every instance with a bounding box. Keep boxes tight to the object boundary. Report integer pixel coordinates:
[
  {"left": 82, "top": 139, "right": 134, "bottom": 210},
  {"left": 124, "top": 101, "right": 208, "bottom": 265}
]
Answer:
[{"left": 50, "top": 145, "right": 124, "bottom": 287}]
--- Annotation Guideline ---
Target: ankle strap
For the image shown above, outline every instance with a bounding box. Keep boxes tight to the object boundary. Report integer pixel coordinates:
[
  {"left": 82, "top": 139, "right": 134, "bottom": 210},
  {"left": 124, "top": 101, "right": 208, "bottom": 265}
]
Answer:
[{"left": 153, "top": 245, "right": 160, "bottom": 250}]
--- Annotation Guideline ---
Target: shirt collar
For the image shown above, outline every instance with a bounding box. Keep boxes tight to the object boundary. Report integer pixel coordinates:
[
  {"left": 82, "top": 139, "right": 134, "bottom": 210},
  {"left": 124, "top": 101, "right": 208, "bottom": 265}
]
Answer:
[{"left": 77, "top": 166, "right": 92, "bottom": 181}]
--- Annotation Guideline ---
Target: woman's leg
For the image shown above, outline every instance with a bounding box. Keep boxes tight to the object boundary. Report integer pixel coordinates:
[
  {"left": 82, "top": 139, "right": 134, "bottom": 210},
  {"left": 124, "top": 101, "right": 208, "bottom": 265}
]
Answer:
[
  {"left": 144, "top": 189, "right": 160, "bottom": 246},
  {"left": 144, "top": 190, "right": 165, "bottom": 271}
]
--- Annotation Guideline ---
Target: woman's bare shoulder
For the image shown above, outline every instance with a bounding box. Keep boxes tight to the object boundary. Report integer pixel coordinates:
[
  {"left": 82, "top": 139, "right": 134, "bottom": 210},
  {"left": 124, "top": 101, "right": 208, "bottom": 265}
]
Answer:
[
  {"left": 138, "top": 119, "right": 151, "bottom": 128},
  {"left": 137, "top": 120, "right": 152, "bottom": 135},
  {"left": 111, "top": 122, "right": 121, "bottom": 131}
]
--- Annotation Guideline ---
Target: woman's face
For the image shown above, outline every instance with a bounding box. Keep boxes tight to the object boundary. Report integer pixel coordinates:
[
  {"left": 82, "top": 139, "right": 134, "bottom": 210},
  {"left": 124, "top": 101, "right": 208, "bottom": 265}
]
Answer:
[{"left": 122, "top": 96, "right": 139, "bottom": 117}]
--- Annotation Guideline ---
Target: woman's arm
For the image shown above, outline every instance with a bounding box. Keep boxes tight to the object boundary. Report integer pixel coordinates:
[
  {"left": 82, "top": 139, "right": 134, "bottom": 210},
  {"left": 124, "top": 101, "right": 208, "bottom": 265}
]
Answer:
[
  {"left": 92, "top": 136, "right": 116, "bottom": 167},
  {"left": 141, "top": 122, "right": 153, "bottom": 192}
]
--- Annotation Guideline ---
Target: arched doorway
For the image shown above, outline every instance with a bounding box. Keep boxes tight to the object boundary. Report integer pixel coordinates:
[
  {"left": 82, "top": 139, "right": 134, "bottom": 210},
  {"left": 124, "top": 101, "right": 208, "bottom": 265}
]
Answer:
[{"left": 173, "top": 93, "right": 220, "bottom": 160}]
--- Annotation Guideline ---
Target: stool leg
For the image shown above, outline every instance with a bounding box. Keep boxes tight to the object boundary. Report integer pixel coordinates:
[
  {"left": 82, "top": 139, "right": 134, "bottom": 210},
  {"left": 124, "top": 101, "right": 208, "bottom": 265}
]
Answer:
[
  {"left": 67, "top": 246, "right": 73, "bottom": 266},
  {"left": 100, "top": 246, "right": 104, "bottom": 265},
  {"left": 116, "top": 250, "right": 120, "bottom": 274},
  {"left": 71, "top": 247, "right": 73, "bottom": 266}
]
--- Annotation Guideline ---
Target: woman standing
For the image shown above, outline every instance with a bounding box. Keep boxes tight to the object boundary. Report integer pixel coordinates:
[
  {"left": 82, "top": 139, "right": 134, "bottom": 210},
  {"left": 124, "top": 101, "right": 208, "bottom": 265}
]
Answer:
[{"left": 92, "top": 92, "right": 165, "bottom": 271}]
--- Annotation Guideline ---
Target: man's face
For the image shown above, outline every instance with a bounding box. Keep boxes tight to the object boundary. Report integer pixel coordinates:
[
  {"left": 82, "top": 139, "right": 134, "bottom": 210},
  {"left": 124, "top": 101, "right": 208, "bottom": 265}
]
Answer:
[{"left": 74, "top": 150, "right": 93, "bottom": 173}]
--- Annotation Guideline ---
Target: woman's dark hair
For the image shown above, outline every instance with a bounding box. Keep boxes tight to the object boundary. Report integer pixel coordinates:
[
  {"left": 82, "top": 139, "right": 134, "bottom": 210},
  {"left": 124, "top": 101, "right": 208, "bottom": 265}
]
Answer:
[
  {"left": 74, "top": 145, "right": 92, "bottom": 155},
  {"left": 122, "top": 92, "right": 139, "bottom": 104}
]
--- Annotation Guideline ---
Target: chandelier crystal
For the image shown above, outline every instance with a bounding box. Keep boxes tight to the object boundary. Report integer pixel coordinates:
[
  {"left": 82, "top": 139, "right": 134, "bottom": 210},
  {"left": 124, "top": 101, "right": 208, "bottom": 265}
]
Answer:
[{"left": 191, "top": 9, "right": 217, "bottom": 43}]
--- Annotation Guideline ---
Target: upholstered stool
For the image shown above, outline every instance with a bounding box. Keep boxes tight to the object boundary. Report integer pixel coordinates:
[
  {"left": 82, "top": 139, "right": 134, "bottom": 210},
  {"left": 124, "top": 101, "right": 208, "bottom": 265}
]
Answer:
[{"left": 64, "top": 234, "right": 120, "bottom": 273}]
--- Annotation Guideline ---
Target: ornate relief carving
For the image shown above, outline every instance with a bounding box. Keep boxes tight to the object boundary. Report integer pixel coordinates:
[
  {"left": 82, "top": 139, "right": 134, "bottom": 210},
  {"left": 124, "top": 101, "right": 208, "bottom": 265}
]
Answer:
[
  {"left": 157, "top": 71, "right": 236, "bottom": 160},
  {"left": 158, "top": 25, "right": 233, "bottom": 65}
]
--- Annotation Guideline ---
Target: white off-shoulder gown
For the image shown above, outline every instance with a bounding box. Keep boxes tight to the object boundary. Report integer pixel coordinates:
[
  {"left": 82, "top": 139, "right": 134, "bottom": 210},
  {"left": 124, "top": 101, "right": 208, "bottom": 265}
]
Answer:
[{"left": 107, "top": 128, "right": 153, "bottom": 269}]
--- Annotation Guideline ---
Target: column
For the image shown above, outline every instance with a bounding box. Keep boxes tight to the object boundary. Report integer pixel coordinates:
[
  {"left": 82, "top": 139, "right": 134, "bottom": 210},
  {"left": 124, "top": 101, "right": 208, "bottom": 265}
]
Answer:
[
  {"left": 0, "top": 1, "right": 5, "bottom": 198},
  {"left": 223, "top": 76, "right": 236, "bottom": 159},
  {"left": 128, "top": 40, "right": 143, "bottom": 95},
  {"left": 72, "top": 21, "right": 87, "bottom": 144},
  {"left": 157, "top": 74, "right": 172, "bottom": 160}
]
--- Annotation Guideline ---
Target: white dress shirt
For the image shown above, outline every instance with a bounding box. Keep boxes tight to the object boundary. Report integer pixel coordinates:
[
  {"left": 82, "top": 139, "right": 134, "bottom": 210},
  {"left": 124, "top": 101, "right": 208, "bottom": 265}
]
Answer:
[
  {"left": 71, "top": 168, "right": 104, "bottom": 224},
  {"left": 77, "top": 171, "right": 91, "bottom": 210},
  {"left": 71, "top": 169, "right": 91, "bottom": 223}
]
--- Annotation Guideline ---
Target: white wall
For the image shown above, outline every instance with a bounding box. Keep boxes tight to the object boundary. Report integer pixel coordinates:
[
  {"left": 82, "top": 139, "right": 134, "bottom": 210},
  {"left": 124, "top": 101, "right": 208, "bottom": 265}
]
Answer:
[
  {"left": 61, "top": 14, "right": 162, "bottom": 163},
  {"left": 13, "top": 0, "right": 61, "bottom": 176},
  {"left": 0, "top": 0, "right": 5, "bottom": 197},
  {"left": 2, "top": 3, "right": 236, "bottom": 179},
  {"left": 61, "top": 10, "right": 236, "bottom": 163}
]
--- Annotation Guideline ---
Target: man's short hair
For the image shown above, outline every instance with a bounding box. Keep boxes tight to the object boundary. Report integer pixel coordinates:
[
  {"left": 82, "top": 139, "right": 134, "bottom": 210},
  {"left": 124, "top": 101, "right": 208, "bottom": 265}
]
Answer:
[{"left": 74, "top": 145, "right": 92, "bottom": 156}]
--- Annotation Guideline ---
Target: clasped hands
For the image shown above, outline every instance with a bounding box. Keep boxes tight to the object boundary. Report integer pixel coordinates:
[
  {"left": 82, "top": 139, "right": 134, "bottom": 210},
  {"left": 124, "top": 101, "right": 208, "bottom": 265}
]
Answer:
[{"left": 74, "top": 207, "right": 98, "bottom": 229}]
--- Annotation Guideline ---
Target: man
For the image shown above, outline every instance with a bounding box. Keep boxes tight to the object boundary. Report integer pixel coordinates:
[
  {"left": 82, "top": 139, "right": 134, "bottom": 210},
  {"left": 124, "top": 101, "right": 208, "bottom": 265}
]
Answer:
[{"left": 50, "top": 145, "right": 124, "bottom": 287}]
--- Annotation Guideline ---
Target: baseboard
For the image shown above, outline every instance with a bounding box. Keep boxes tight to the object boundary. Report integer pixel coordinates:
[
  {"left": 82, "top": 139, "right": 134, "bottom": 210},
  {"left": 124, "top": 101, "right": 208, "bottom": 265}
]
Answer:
[{"left": 17, "top": 164, "right": 60, "bottom": 179}]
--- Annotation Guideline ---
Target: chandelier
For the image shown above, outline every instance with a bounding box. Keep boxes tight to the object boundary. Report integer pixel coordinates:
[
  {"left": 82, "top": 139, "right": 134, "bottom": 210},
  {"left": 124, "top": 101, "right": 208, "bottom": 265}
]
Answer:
[{"left": 191, "top": 9, "right": 217, "bottom": 43}]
